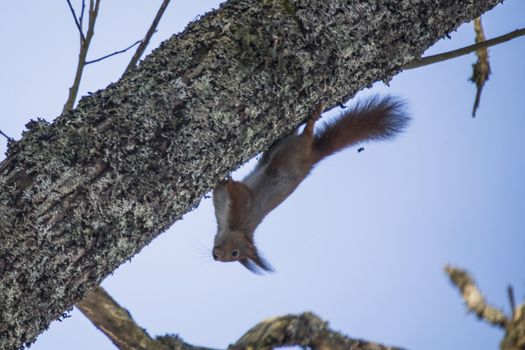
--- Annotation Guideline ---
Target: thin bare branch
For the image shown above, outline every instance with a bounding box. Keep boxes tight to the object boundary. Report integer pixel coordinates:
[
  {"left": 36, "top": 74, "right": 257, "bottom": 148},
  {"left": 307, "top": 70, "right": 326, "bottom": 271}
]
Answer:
[
  {"left": 66, "top": 0, "right": 86, "bottom": 42},
  {"left": 0, "top": 129, "right": 13, "bottom": 142},
  {"left": 79, "top": 0, "right": 86, "bottom": 33},
  {"left": 445, "top": 265, "right": 508, "bottom": 328},
  {"left": 508, "top": 286, "right": 516, "bottom": 320},
  {"left": 124, "top": 0, "right": 171, "bottom": 74},
  {"left": 86, "top": 40, "right": 142, "bottom": 64},
  {"left": 404, "top": 27, "right": 525, "bottom": 70},
  {"left": 62, "top": 0, "right": 101, "bottom": 114}
]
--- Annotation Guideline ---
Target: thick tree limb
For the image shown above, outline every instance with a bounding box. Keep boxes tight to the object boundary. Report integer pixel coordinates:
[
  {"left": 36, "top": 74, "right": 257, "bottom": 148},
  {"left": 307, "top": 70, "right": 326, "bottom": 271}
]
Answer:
[
  {"left": 76, "top": 286, "right": 169, "bottom": 350},
  {"left": 77, "top": 286, "right": 218, "bottom": 350},
  {"left": 230, "top": 312, "right": 404, "bottom": 350},
  {"left": 0, "top": 1, "right": 503, "bottom": 348},
  {"left": 78, "top": 286, "right": 399, "bottom": 350}
]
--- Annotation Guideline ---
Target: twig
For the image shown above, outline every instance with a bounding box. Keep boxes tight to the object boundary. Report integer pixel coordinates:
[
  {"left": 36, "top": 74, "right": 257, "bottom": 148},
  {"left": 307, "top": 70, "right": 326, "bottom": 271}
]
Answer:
[
  {"left": 508, "top": 285, "right": 516, "bottom": 320},
  {"left": 86, "top": 40, "right": 142, "bottom": 64},
  {"left": 62, "top": 0, "right": 101, "bottom": 114},
  {"left": 0, "top": 129, "right": 13, "bottom": 142},
  {"left": 66, "top": 0, "right": 86, "bottom": 43},
  {"left": 79, "top": 0, "right": 86, "bottom": 33},
  {"left": 445, "top": 265, "right": 508, "bottom": 328},
  {"left": 124, "top": 0, "right": 171, "bottom": 74},
  {"left": 404, "top": 27, "right": 525, "bottom": 70}
]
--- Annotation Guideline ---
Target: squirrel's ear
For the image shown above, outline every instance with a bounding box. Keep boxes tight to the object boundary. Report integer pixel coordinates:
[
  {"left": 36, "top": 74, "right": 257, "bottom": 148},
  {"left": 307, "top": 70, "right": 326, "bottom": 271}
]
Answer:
[
  {"left": 239, "top": 258, "right": 264, "bottom": 274},
  {"left": 251, "top": 253, "right": 275, "bottom": 273},
  {"left": 239, "top": 252, "right": 274, "bottom": 274}
]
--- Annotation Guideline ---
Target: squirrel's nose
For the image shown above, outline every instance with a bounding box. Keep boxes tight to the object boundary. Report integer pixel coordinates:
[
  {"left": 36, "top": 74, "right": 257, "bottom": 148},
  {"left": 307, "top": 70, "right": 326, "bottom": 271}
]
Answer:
[{"left": 212, "top": 249, "right": 219, "bottom": 261}]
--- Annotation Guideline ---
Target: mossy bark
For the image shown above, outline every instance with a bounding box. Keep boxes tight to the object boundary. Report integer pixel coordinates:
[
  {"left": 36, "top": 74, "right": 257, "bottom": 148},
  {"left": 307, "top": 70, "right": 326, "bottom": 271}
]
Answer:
[{"left": 0, "top": 0, "right": 502, "bottom": 348}]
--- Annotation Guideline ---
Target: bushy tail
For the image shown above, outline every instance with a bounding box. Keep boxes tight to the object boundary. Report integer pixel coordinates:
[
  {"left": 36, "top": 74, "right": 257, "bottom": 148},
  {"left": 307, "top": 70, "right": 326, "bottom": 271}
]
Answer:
[{"left": 312, "top": 95, "right": 409, "bottom": 162}]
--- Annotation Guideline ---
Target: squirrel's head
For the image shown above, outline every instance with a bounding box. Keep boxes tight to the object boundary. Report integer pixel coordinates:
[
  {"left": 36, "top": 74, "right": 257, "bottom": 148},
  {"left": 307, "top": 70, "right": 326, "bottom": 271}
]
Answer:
[{"left": 212, "top": 230, "right": 274, "bottom": 274}]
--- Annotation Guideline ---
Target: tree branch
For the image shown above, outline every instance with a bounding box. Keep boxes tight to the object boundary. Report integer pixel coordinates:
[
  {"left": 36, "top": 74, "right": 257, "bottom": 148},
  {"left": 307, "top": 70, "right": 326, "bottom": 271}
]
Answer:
[
  {"left": 62, "top": 0, "right": 101, "bottom": 114},
  {"left": 470, "top": 17, "right": 491, "bottom": 117},
  {"left": 501, "top": 303, "right": 525, "bottom": 350},
  {"left": 124, "top": 0, "right": 171, "bottom": 74},
  {"left": 77, "top": 286, "right": 400, "bottom": 350},
  {"left": 403, "top": 27, "right": 525, "bottom": 70},
  {"left": 79, "top": 0, "right": 86, "bottom": 34},
  {"left": 66, "top": 0, "right": 86, "bottom": 43},
  {"left": 446, "top": 265, "right": 525, "bottom": 350},
  {"left": 77, "top": 286, "right": 218, "bottom": 350},
  {"left": 507, "top": 286, "right": 516, "bottom": 320},
  {"left": 445, "top": 265, "right": 508, "bottom": 328},
  {"left": 85, "top": 40, "right": 142, "bottom": 64},
  {"left": 230, "top": 312, "right": 404, "bottom": 350},
  {"left": 0, "top": 129, "right": 13, "bottom": 142},
  {"left": 76, "top": 287, "right": 169, "bottom": 350}
]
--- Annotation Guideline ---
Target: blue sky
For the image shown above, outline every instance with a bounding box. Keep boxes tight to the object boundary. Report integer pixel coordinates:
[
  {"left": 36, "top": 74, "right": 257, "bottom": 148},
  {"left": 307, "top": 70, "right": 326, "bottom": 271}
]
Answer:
[{"left": 1, "top": 1, "right": 524, "bottom": 349}]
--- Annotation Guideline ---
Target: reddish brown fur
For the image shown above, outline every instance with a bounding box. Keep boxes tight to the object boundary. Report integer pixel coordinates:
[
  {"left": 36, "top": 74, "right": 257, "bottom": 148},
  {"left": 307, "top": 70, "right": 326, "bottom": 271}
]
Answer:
[
  {"left": 312, "top": 95, "right": 408, "bottom": 163},
  {"left": 225, "top": 179, "right": 254, "bottom": 231},
  {"left": 212, "top": 96, "right": 409, "bottom": 274}
]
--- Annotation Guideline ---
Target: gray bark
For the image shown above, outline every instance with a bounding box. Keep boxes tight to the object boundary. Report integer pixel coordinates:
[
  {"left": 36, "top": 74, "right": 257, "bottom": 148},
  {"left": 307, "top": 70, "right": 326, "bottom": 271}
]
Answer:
[{"left": 0, "top": 0, "right": 502, "bottom": 348}]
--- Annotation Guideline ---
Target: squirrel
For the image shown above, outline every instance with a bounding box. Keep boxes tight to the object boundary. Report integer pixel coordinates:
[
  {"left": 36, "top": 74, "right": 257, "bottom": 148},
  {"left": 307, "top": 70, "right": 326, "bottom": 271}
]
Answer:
[{"left": 212, "top": 95, "right": 410, "bottom": 273}]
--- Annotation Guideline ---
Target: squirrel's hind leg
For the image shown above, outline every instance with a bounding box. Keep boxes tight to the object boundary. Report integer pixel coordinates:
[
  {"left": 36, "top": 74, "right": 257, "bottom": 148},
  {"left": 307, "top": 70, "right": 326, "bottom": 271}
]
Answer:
[{"left": 303, "top": 103, "right": 323, "bottom": 138}]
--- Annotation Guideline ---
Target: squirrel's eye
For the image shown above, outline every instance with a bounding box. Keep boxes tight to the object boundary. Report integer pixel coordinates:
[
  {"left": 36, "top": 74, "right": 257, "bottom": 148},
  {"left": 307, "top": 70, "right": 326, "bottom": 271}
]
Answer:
[{"left": 231, "top": 250, "right": 239, "bottom": 258}]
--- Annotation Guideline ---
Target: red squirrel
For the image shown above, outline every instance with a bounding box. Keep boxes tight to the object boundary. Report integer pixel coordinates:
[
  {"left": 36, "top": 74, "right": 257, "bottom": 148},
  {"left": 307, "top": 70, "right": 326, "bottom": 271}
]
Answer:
[{"left": 212, "top": 95, "right": 409, "bottom": 273}]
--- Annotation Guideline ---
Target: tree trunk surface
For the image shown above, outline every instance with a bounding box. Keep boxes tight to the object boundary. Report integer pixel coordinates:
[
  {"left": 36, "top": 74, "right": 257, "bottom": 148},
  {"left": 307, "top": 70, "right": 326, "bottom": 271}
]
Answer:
[{"left": 0, "top": 0, "right": 501, "bottom": 348}]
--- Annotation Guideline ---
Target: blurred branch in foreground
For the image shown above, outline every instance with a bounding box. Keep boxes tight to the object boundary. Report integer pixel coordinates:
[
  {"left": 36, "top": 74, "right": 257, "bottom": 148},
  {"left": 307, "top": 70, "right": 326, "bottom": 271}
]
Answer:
[
  {"left": 445, "top": 265, "right": 525, "bottom": 350},
  {"left": 77, "top": 286, "right": 403, "bottom": 350}
]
